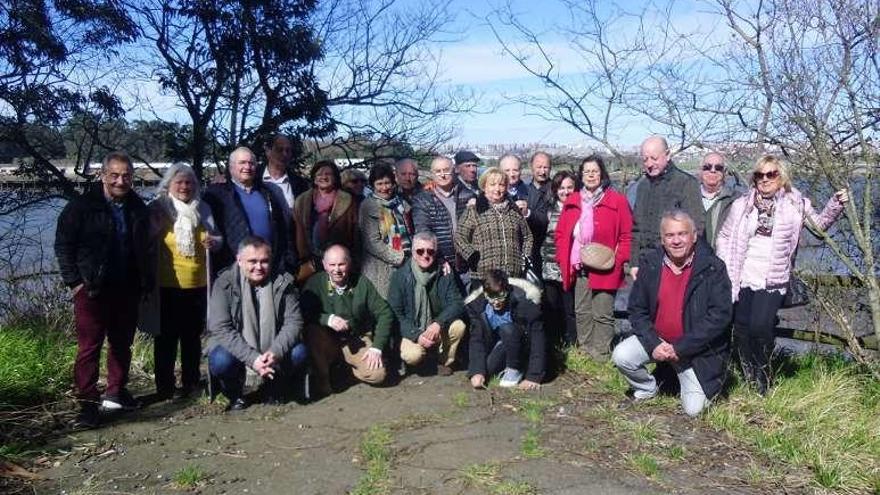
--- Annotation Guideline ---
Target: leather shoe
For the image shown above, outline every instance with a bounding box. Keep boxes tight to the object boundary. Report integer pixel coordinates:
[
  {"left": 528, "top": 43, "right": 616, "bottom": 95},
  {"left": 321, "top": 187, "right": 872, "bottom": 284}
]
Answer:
[{"left": 226, "top": 397, "right": 248, "bottom": 412}]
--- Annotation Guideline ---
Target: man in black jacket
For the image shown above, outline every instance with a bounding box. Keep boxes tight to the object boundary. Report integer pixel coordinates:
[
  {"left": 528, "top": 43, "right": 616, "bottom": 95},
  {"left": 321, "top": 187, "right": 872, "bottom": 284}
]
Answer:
[
  {"left": 204, "top": 146, "right": 296, "bottom": 275},
  {"left": 630, "top": 136, "right": 704, "bottom": 280},
  {"left": 387, "top": 232, "right": 466, "bottom": 375},
  {"left": 612, "top": 210, "right": 732, "bottom": 417},
  {"left": 260, "top": 134, "right": 311, "bottom": 215},
  {"left": 55, "top": 151, "right": 154, "bottom": 428}
]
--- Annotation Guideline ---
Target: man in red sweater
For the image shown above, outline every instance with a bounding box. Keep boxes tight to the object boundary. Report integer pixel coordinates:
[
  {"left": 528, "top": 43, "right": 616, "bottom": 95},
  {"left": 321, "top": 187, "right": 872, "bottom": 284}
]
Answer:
[{"left": 612, "top": 210, "right": 732, "bottom": 416}]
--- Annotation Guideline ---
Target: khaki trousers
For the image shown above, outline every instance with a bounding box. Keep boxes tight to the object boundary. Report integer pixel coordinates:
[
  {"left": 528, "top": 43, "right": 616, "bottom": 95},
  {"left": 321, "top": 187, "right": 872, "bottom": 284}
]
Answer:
[
  {"left": 574, "top": 275, "right": 616, "bottom": 358},
  {"left": 399, "top": 319, "right": 466, "bottom": 367},
  {"left": 305, "top": 323, "right": 387, "bottom": 396}
]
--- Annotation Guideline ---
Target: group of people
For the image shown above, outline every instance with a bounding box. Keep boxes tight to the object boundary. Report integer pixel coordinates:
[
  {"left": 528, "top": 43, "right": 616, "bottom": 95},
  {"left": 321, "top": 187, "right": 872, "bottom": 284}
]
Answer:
[{"left": 54, "top": 133, "right": 848, "bottom": 428}]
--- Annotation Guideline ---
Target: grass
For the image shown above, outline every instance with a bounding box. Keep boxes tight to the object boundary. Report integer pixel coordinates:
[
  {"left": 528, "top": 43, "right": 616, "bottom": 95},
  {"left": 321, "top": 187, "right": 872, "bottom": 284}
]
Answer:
[
  {"left": 460, "top": 462, "right": 537, "bottom": 495},
  {"left": 351, "top": 425, "right": 394, "bottom": 495},
  {"left": 705, "top": 353, "right": 880, "bottom": 492},
  {"left": 563, "top": 347, "right": 628, "bottom": 394},
  {"left": 172, "top": 464, "right": 207, "bottom": 489},
  {"left": 452, "top": 391, "right": 469, "bottom": 408},
  {"left": 520, "top": 427, "right": 545, "bottom": 458},
  {"left": 628, "top": 452, "right": 660, "bottom": 478},
  {"left": 0, "top": 325, "right": 77, "bottom": 406},
  {"left": 518, "top": 398, "right": 555, "bottom": 424}
]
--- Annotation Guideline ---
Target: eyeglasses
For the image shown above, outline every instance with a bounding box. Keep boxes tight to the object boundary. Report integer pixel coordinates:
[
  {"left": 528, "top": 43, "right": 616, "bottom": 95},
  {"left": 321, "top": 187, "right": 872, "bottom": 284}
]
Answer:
[
  {"left": 415, "top": 248, "right": 436, "bottom": 257},
  {"left": 433, "top": 171, "right": 453, "bottom": 178},
  {"left": 702, "top": 163, "right": 725, "bottom": 172},
  {"left": 753, "top": 170, "right": 780, "bottom": 181},
  {"left": 582, "top": 170, "right": 601, "bottom": 177},
  {"left": 485, "top": 291, "right": 508, "bottom": 303}
]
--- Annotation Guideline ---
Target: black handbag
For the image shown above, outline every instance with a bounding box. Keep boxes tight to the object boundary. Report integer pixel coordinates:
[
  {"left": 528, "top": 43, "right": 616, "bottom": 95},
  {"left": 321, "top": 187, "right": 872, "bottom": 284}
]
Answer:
[{"left": 781, "top": 275, "right": 810, "bottom": 308}]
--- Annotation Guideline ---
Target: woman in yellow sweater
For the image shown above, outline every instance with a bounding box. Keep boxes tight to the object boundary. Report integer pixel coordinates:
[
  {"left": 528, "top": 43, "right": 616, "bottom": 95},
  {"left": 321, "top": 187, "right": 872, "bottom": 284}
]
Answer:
[{"left": 149, "top": 163, "right": 222, "bottom": 399}]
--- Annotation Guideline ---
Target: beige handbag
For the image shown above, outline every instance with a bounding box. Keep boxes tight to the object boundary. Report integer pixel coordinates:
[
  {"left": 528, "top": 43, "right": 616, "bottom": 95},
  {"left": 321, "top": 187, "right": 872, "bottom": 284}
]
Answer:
[{"left": 579, "top": 243, "right": 615, "bottom": 271}]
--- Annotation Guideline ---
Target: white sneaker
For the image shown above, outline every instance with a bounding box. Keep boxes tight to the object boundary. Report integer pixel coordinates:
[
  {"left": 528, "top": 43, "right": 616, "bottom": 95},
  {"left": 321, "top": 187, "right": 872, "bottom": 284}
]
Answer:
[{"left": 498, "top": 368, "right": 523, "bottom": 388}]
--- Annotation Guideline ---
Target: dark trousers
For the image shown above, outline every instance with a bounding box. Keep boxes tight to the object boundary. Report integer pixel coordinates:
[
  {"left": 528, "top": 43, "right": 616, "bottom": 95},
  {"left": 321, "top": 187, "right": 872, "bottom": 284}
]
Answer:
[
  {"left": 733, "top": 287, "right": 784, "bottom": 393},
  {"left": 208, "top": 344, "right": 309, "bottom": 400},
  {"left": 73, "top": 287, "right": 139, "bottom": 402},
  {"left": 477, "top": 323, "right": 546, "bottom": 380},
  {"left": 154, "top": 287, "right": 206, "bottom": 395},
  {"left": 542, "top": 280, "right": 577, "bottom": 347}
]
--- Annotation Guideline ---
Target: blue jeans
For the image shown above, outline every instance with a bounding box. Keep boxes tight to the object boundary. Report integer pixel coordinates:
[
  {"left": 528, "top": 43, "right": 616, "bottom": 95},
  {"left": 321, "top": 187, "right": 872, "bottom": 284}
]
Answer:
[{"left": 208, "top": 343, "right": 308, "bottom": 399}]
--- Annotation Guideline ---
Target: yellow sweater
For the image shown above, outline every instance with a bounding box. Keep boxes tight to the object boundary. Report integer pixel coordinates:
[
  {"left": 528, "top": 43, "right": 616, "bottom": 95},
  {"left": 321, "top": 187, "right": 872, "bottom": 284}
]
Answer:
[{"left": 158, "top": 227, "right": 208, "bottom": 289}]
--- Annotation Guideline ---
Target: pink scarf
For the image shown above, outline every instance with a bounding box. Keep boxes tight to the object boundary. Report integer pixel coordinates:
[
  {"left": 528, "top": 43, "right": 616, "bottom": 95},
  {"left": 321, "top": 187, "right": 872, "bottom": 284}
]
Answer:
[
  {"left": 570, "top": 187, "right": 603, "bottom": 269},
  {"left": 313, "top": 189, "right": 337, "bottom": 245}
]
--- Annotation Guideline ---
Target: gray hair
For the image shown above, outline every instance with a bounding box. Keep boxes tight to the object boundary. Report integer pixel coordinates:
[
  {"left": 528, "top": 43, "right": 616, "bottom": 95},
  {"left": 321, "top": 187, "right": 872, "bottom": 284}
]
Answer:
[
  {"left": 228, "top": 146, "right": 255, "bottom": 168},
  {"left": 101, "top": 151, "right": 133, "bottom": 173},
  {"left": 529, "top": 151, "right": 551, "bottom": 165},
  {"left": 498, "top": 153, "right": 522, "bottom": 168},
  {"left": 237, "top": 235, "right": 272, "bottom": 254},
  {"left": 323, "top": 243, "right": 351, "bottom": 263},
  {"left": 395, "top": 158, "right": 418, "bottom": 171},
  {"left": 156, "top": 162, "right": 200, "bottom": 199},
  {"left": 412, "top": 231, "right": 438, "bottom": 246},
  {"left": 660, "top": 209, "right": 696, "bottom": 234}
]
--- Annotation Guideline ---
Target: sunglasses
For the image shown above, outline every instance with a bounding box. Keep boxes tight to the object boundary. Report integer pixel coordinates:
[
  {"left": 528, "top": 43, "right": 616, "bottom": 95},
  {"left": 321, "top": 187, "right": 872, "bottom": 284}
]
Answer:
[
  {"left": 415, "top": 248, "right": 435, "bottom": 257},
  {"left": 485, "top": 291, "right": 508, "bottom": 303},
  {"left": 702, "top": 163, "right": 725, "bottom": 172},
  {"left": 753, "top": 170, "right": 780, "bottom": 181}
]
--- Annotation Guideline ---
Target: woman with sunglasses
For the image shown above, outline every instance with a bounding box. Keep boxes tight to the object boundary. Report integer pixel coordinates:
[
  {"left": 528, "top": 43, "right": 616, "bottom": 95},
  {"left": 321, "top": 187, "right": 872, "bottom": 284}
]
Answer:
[
  {"left": 359, "top": 163, "right": 414, "bottom": 298},
  {"left": 716, "top": 155, "right": 848, "bottom": 394},
  {"left": 555, "top": 155, "right": 633, "bottom": 358}
]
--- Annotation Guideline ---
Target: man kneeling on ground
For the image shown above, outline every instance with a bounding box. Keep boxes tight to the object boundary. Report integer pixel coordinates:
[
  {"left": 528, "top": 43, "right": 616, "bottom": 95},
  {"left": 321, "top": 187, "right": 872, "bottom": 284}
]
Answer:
[
  {"left": 388, "top": 231, "right": 466, "bottom": 375},
  {"left": 466, "top": 269, "right": 545, "bottom": 390},
  {"left": 301, "top": 244, "right": 394, "bottom": 396},
  {"left": 206, "top": 236, "right": 307, "bottom": 411},
  {"left": 613, "top": 210, "right": 732, "bottom": 417}
]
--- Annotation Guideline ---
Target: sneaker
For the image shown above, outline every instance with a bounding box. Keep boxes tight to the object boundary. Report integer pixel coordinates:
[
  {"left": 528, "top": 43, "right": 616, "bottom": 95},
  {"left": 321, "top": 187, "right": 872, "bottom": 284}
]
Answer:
[
  {"left": 226, "top": 397, "right": 248, "bottom": 413},
  {"left": 498, "top": 368, "right": 523, "bottom": 388},
  {"left": 101, "top": 389, "right": 142, "bottom": 412},
  {"left": 74, "top": 403, "right": 100, "bottom": 429}
]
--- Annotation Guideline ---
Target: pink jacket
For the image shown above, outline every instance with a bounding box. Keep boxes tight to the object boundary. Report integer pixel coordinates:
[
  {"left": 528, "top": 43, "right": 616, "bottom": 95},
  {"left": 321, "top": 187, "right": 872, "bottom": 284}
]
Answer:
[{"left": 716, "top": 187, "right": 844, "bottom": 301}]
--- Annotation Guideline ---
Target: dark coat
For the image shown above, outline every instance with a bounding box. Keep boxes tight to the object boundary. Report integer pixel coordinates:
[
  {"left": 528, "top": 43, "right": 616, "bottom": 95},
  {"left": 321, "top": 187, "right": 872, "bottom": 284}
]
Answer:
[
  {"left": 387, "top": 261, "right": 465, "bottom": 342},
  {"left": 631, "top": 164, "right": 704, "bottom": 267},
  {"left": 411, "top": 181, "right": 475, "bottom": 266},
  {"left": 702, "top": 185, "right": 741, "bottom": 250},
  {"left": 525, "top": 181, "right": 550, "bottom": 267},
  {"left": 465, "top": 278, "right": 545, "bottom": 383},
  {"left": 203, "top": 181, "right": 296, "bottom": 275},
  {"left": 626, "top": 242, "right": 732, "bottom": 399},
  {"left": 54, "top": 185, "right": 154, "bottom": 297}
]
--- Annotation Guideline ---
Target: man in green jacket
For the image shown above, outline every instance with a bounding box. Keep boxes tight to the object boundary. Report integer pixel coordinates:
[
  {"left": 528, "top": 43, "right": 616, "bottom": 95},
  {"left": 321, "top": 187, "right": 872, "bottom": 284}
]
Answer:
[
  {"left": 388, "top": 232, "right": 467, "bottom": 375},
  {"left": 301, "top": 244, "right": 394, "bottom": 396}
]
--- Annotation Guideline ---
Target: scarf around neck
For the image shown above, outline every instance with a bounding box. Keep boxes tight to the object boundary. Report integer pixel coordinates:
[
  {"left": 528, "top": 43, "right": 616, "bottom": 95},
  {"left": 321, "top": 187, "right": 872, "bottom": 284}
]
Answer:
[
  {"left": 754, "top": 192, "right": 776, "bottom": 237},
  {"left": 165, "top": 195, "right": 201, "bottom": 257},
  {"left": 410, "top": 257, "right": 438, "bottom": 331},
  {"left": 374, "top": 194, "right": 412, "bottom": 254},
  {"left": 570, "top": 186, "right": 604, "bottom": 269},
  {"left": 240, "top": 269, "right": 277, "bottom": 387}
]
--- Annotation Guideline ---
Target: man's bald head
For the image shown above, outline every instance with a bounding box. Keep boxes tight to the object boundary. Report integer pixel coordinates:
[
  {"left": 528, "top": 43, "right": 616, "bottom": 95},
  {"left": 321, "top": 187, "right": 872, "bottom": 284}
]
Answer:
[
  {"left": 640, "top": 136, "right": 671, "bottom": 178},
  {"left": 322, "top": 244, "right": 351, "bottom": 286}
]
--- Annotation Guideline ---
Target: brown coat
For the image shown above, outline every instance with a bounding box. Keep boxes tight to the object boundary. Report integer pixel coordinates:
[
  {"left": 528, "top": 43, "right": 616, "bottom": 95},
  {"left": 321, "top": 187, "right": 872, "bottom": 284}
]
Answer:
[
  {"left": 293, "top": 189, "right": 360, "bottom": 264},
  {"left": 455, "top": 195, "right": 533, "bottom": 281}
]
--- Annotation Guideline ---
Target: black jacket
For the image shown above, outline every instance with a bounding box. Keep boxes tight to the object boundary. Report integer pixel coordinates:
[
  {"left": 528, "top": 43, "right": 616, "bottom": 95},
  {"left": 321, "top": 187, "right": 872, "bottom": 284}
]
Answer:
[
  {"left": 54, "top": 185, "right": 153, "bottom": 297},
  {"left": 411, "top": 182, "right": 475, "bottom": 267},
  {"left": 465, "top": 278, "right": 545, "bottom": 382},
  {"left": 387, "top": 261, "right": 465, "bottom": 342},
  {"left": 525, "top": 181, "right": 550, "bottom": 267},
  {"left": 203, "top": 181, "right": 297, "bottom": 275},
  {"left": 631, "top": 164, "right": 704, "bottom": 267},
  {"left": 626, "top": 242, "right": 732, "bottom": 399}
]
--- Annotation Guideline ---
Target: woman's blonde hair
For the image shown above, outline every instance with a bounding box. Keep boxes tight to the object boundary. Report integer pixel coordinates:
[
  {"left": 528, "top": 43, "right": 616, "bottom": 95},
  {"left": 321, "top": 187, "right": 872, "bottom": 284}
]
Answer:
[
  {"left": 752, "top": 155, "right": 792, "bottom": 192},
  {"left": 478, "top": 167, "right": 505, "bottom": 191}
]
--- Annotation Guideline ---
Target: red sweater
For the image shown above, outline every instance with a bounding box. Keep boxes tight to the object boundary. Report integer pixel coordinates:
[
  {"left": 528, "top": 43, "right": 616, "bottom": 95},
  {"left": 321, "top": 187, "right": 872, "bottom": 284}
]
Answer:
[{"left": 654, "top": 264, "right": 692, "bottom": 344}]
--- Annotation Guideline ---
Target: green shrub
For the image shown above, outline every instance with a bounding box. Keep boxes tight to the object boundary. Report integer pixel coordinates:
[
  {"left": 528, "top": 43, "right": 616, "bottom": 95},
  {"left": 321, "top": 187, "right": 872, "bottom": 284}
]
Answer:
[{"left": 0, "top": 325, "right": 76, "bottom": 406}]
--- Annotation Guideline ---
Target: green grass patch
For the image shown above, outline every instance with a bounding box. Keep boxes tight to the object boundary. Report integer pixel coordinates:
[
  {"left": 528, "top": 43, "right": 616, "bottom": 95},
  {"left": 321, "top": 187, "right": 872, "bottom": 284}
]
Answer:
[
  {"left": 628, "top": 452, "right": 660, "bottom": 478},
  {"left": 518, "top": 398, "right": 554, "bottom": 423},
  {"left": 172, "top": 464, "right": 207, "bottom": 489},
  {"left": 0, "top": 325, "right": 77, "bottom": 406},
  {"left": 352, "top": 425, "right": 393, "bottom": 495},
  {"left": 667, "top": 445, "right": 685, "bottom": 462},
  {"left": 705, "top": 354, "right": 880, "bottom": 493},
  {"left": 521, "top": 427, "right": 545, "bottom": 458},
  {"left": 452, "top": 391, "right": 469, "bottom": 408},
  {"left": 460, "top": 462, "right": 536, "bottom": 494},
  {"left": 563, "top": 347, "right": 628, "bottom": 394}
]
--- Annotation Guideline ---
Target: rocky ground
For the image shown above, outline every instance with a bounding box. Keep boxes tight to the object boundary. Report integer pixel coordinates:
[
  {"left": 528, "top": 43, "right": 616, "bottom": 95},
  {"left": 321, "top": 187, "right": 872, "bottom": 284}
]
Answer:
[{"left": 23, "top": 366, "right": 811, "bottom": 495}]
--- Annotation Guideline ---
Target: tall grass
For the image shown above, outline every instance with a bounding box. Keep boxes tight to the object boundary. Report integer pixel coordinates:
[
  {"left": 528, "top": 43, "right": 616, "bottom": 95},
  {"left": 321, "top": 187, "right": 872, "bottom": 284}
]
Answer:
[{"left": 0, "top": 325, "right": 76, "bottom": 406}]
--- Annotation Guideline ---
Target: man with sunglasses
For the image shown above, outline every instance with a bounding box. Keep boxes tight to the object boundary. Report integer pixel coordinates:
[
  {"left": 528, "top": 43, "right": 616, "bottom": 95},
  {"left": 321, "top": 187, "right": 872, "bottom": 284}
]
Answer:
[
  {"left": 699, "top": 152, "right": 742, "bottom": 250},
  {"left": 465, "top": 269, "right": 545, "bottom": 390},
  {"left": 388, "top": 232, "right": 467, "bottom": 376}
]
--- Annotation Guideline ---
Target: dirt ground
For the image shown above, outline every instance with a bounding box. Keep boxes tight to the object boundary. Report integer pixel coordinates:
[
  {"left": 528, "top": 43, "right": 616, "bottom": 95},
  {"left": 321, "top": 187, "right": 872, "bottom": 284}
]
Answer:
[{"left": 23, "top": 367, "right": 811, "bottom": 495}]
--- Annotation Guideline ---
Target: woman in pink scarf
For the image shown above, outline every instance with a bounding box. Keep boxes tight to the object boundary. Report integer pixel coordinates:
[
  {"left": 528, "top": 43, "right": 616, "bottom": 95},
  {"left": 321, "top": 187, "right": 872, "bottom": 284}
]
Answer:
[{"left": 555, "top": 156, "right": 633, "bottom": 358}]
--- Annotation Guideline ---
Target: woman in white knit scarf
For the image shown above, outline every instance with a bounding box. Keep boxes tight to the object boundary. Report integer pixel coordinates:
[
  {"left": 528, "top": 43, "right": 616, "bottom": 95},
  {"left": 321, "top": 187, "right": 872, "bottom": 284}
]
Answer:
[{"left": 146, "top": 163, "right": 222, "bottom": 399}]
